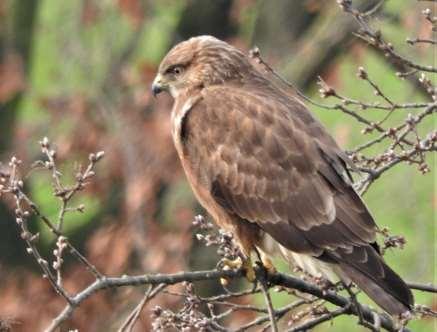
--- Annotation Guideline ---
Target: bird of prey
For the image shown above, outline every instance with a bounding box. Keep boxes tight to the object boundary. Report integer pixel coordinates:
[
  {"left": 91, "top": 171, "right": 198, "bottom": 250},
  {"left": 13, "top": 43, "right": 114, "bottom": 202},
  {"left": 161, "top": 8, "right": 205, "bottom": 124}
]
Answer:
[{"left": 152, "top": 35, "right": 413, "bottom": 316}]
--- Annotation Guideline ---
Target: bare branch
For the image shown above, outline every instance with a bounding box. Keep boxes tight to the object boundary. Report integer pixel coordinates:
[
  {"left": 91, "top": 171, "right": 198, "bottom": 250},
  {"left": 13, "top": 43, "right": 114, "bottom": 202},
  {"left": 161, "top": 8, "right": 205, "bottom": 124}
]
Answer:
[
  {"left": 407, "top": 282, "right": 437, "bottom": 293},
  {"left": 338, "top": 0, "right": 437, "bottom": 73},
  {"left": 287, "top": 305, "right": 351, "bottom": 332},
  {"left": 41, "top": 267, "right": 414, "bottom": 332},
  {"left": 118, "top": 284, "right": 167, "bottom": 332}
]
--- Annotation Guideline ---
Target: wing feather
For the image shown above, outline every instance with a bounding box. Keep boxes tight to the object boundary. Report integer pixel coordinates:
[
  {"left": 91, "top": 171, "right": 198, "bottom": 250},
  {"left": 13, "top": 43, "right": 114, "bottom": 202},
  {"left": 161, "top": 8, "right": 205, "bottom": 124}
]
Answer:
[{"left": 183, "top": 85, "right": 378, "bottom": 255}]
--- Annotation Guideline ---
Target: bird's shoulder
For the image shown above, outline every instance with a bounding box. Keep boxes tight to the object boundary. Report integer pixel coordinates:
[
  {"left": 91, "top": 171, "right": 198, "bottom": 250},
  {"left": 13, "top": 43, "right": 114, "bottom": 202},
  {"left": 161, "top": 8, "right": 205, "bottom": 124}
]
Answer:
[{"left": 184, "top": 83, "right": 349, "bottom": 174}]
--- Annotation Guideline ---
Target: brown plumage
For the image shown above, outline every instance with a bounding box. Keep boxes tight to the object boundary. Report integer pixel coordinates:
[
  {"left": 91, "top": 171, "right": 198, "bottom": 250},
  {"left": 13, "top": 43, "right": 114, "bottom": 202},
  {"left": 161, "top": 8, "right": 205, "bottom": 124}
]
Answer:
[{"left": 152, "top": 35, "right": 413, "bottom": 315}]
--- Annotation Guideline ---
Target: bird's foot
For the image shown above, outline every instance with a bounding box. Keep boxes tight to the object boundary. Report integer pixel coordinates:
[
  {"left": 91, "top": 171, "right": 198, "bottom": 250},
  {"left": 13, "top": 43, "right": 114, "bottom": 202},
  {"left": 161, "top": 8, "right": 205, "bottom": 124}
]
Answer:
[
  {"left": 253, "top": 250, "right": 277, "bottom": 283},
  {"left": 218, "top": 254, "right": 276, "bottom": 287},
  {"left": 218, "top": 257, "right": 256, "bottom": 286}
]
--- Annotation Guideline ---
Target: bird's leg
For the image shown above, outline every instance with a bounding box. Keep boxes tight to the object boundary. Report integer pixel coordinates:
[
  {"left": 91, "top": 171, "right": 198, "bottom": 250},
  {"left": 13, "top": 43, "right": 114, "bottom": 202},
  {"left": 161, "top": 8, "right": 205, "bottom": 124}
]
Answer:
[
  {"left": 342, "top": 281, "right": 365, "bottom": 324},
  {"left": 252, "top": 248, "right": 279, "bottom": 289},
  {"left": 254, "top": 248, "right": 277, "bottom": 277},
  {"left": 219, "top": 226, "right": 275, "bottom": 286},
  {"left": 259, "top": 251, "right": 276, "bottom": 275}
]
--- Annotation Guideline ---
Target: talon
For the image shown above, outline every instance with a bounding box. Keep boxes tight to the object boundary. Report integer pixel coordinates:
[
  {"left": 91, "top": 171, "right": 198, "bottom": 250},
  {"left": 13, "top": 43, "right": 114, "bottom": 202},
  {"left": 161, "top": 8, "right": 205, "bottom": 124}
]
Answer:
[
  {"left": 220, "top": 257, "right": 243, "bottom": 269},
  {"left": 219, "top": 257, "right": 244, "bottom": 286},
  {"left": 220, "top": 277, "right": 230, "bottom": 286},
  {"left": 218, "top": 254, "right": 275, "bottom": 286},
  {"left": 219, "top": 257, "right": 257, "bottom": 284},
  {"left": 261, "top": 256, "right": 276, "bottom": 275}
]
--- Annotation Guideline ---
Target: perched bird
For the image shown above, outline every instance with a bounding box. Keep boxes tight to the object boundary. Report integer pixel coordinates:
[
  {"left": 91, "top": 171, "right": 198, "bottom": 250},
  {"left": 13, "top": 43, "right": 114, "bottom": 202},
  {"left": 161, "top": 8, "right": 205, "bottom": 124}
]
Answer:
[{"left": 152, "top": 36, "right": 413, "bottom": 316}]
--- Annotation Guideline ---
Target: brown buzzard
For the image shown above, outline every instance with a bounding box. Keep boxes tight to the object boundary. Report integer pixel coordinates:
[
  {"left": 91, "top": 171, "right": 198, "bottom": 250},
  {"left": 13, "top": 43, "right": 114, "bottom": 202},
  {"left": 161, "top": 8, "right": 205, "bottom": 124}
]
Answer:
[{"left": 152, "top": 36, "right": 413, "bottom": 315}]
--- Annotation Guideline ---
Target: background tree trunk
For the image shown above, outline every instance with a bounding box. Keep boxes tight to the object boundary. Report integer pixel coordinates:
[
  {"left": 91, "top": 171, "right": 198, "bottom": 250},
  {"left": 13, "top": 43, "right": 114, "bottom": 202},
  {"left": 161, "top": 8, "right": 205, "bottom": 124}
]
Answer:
[
  {"left": 0, "top": 0, "right": 39, "bottom": 154},
  {"left": 253, "top": 0, "right": 379, "bottom": 89},
  {"left": 0, "top": 0, "right": 39, "bottom": 267}
]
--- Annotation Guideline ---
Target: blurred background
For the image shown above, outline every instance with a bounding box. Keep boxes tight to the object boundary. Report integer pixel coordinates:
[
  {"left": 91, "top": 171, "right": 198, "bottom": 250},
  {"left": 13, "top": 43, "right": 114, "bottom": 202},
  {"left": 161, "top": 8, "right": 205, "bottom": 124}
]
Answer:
[{"left": 0, "top": 0, "right": 435, "bottom": 331}]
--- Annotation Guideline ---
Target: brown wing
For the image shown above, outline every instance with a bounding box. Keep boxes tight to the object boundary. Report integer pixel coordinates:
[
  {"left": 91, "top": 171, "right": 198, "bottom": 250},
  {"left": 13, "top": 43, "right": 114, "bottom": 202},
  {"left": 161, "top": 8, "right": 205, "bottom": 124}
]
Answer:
[
  {"left": 180, "top": 84, "right": 413, "bottom": 314},
  {"left": 182, "top": 85, "right": 377, "bottom": 256}
]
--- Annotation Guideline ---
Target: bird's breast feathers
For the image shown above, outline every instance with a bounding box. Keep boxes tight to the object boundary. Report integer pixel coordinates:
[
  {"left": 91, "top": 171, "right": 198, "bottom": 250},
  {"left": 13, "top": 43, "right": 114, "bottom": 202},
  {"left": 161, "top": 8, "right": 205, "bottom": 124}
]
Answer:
[{"left": 171, "top": 95, "right": 200, "bottom": 156}]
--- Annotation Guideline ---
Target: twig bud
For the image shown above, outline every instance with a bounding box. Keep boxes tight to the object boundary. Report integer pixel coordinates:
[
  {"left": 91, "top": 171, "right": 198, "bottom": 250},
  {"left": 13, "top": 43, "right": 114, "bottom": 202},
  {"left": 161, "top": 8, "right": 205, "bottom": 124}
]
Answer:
[
  {"left": 357, "top": 67, "right": 367, "bottom": 79},
  {"left": 40, "top": 137, "right": 50, "bottom": 149},
  {"left": 77, "top": 204, "right": 85, "bottom": 212},
  {"left": 422, "top": 8, "right": 431, "bottom": 16},
  {"left": 84, "top": 171, "right": 95, "bottom": 180},
  {"left": 249, "top": 46, "right": 260, "bottom": 58},
  {"left": 95, "top": 151, "right": 105, "bottom": 161}
]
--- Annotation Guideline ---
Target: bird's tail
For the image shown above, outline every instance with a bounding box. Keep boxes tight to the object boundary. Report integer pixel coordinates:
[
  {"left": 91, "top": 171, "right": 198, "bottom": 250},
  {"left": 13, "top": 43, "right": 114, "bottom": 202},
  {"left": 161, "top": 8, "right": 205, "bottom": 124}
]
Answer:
[{"left": 335, "top": 246, "right": 414, "bottom": 315}]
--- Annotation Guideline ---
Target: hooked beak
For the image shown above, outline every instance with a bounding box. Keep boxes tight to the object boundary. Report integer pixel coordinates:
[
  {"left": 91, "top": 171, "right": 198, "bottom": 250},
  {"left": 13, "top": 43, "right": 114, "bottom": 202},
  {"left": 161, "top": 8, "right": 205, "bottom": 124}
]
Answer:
[{"left": 151, "top": 74, "right": 164, "bottom": 97}]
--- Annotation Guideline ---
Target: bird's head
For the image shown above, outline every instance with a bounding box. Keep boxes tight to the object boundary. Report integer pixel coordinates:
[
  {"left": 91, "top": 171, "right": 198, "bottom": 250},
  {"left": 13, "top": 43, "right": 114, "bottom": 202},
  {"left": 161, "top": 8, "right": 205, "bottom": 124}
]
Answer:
[{"left": 152, "top": 35, "right": 254, "bottom": 98}]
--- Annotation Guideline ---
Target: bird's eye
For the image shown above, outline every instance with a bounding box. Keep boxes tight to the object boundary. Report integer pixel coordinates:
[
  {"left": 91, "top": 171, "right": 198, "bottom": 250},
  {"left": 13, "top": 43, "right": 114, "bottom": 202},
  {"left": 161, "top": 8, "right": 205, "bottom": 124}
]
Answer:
[
  {"left": 173, "top": 66, "right": 183, "bottom": 75},
  {"left": 165, "top": 65, "right": 184, "bottom": 76}
]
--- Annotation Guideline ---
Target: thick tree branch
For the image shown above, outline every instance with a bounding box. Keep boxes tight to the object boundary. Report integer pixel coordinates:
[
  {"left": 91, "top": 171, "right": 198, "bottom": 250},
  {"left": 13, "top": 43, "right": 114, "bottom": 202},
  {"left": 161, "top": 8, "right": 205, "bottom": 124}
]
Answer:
[{"left": 43, "top": 268, "right": 421, "bottom": 332}]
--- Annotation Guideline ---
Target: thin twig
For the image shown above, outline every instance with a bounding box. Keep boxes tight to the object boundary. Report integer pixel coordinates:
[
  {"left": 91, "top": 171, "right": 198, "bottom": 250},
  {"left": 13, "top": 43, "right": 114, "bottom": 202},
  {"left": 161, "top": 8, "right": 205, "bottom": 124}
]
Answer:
[
  {"left": 259, "top": 280, "right": 279, "bottom": 332},
  {"left": 287, "top": 305, "right": 351, "bottom": 332},
  {"left": 233, "top": 300, "right": 309, "bottom": 332},
  {"left": 407, "top": 282, "right": 437, "bottom": 293},
  {"left": 118, "top": 284, "right": 166, "bottom": 332}
]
